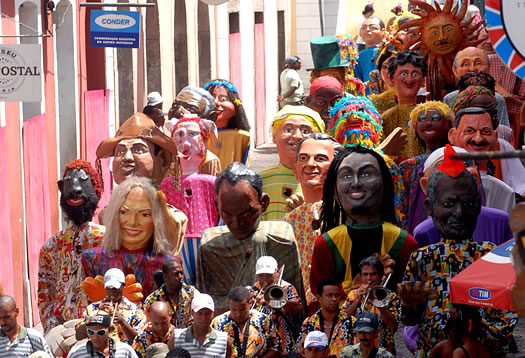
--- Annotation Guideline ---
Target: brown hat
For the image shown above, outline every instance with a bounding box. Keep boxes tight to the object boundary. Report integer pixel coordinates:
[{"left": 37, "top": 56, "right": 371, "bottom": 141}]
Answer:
[{"left": 96, "top": 113, "right": 177, "bottom": 159}]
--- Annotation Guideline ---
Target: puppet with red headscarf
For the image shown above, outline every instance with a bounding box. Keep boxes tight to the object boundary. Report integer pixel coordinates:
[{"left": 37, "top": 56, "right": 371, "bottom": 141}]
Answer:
[{"left": 159, "top": 114, "right": 220, "bottom": 284}]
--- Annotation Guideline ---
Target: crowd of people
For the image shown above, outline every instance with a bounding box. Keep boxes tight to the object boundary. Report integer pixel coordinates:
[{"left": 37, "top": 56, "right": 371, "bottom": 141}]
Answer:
[{"left": 1, "top": 0, "right": 525, "bottom": 357}]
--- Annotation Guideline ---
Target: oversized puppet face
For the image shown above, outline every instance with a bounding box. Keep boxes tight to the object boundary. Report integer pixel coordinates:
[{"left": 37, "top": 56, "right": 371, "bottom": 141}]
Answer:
[
  {"left": 306, "top": 87, "right": 344, "bottom": 124},
  {"left": 213, "top": 86, "right": 236, "bottom": 128},
  {"left": 273, "top": 116, "right": 315, "bottom": 168},
  {"left": 59, "top": 168, "right": 99, "bottom": 226},
  {"left": 360, "top": 17, "right": 383, "bottom": 46},
  {"left": 119, "top": 186, "right": 155, "bottom": 251},
  {"left": 335, "top": 152, "right": 384, "bottom": 220},
  {"left": 415, "top": 108, "right": 451, "bottom": 149},
  {"left": 169, "top": 89, "right": 207, "bottom": 119},
  {"left": 452, "top": 47, "right": 490, "bottom": 79},
  {"left": 327, "top": 96, "right": 383, "bottom": 148},
  {"left": 421, "top": 13, "right": 462, "bottom": 57},
  {"left": 392, "top": 63, "right": 425, "bottom": 102},
  {"left": 112, "top": 138, "right": 161, "bottom": 185},
  {"left": 294, "top": 138, "right": 335, "bottom": 194},
  {"left": 172, "top": 121, "right": 207, "bottom": 173},
  {"left": 448, "top": 112, "right": 498, "bottom": 153}
]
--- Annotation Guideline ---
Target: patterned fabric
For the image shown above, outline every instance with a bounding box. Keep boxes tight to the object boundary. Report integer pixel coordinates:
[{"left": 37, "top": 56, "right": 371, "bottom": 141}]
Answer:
[
  {"left": 80, "top": 297, "right": 146, "bottom": 345},
  {"left": 181, "top": 237, "right": 201, "bottom": 285},
  {"left": 355, "top": 47, "right": 378, "bottom": 83},
  {"left": 341, "top": 290, "right": 401, "bottom": 352},
  {"left": 144, "top": 284, "right": 198, "bottom": 328},
  {"left": 132, "top": 322, "right": 175, "bottom": 358},
  {"left": 0, "top": 325, "right": 52, "bottom": 357},
  {"left": 283, "top": 201, "right": 322, "bottom": 304},
  {"left": 82, "top": 246, "right": 175, "bottom": 298},
  {"left": 296, "top": 310, "right": 355, "bottom": 358},
  {"left": 370, "top": 88, "right": 397, "bottom": 114},
  {"left": 196, "top": 221, "right": 304, "bottom": 314},
  {"left": 259, "top": 163, "right": 303, "bottom": 221},
  {"left": 381, "top": 105, "right": 427, "bottom": 159},
  {"left": 488, "top": 53, "right": 525, "bottom": 116},
  {"left": 209, "top": 129, "right": 251, "bottom": 169},
  {"left": 403, "top": 239, "right": 517, "bottom": 357},
  {"left": 38, "top": 222, "right": 104, "bottom": 332},
  {"left": 248, "top": 281, "right": 301, "bottom": 355},
  {"left": 398, "top": 155, "right": 429, "bottom": 233},
  {"left": 339, "top": 344, "right": 394, "bottom": 358},
  {"left": 366, "top": 70, "right": 387, "bottom": 95},
  {"left": 212, "top": 310, "right": 278, "bottom": 357},
  {"left": 443, "top": 90, "right": 510, "bottom": 127},
  {"left": 310, "top": 222, "right": 418, "bottom": 295}
]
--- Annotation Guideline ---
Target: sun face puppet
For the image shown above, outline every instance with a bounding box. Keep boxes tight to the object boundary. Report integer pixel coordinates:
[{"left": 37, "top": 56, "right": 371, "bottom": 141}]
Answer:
[
  {"left": 399, "top": 0, "right": 482, "bottom": 90},
  {"left": 327, "top": 96, "right": 383, "bottom": 148}
]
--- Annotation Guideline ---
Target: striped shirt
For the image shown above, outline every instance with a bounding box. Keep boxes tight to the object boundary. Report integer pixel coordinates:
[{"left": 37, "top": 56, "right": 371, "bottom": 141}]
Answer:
[
  {"left": 67, "top": 339, "right": 138, "bottom": 357},
  {"left": 0, "top": 325, "right": 52, "bottom": 357},
  {"left": 172, "top": 327, "right": 229, "bottom": 357},
  {"left": 259, "top": 163, "right": 302, "bottom": 221}
]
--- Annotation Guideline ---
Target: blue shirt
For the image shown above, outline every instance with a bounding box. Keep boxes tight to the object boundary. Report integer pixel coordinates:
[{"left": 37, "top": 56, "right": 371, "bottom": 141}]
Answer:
[{"left": 355, "top": 46, "right": 378, "bottom": 83}]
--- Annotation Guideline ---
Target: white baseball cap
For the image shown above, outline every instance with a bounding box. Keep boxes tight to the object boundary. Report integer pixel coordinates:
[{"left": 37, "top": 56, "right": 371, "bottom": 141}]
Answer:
[
  {"left": 423, "top": 146, "right": 467, "bottom": 173},
  {"left": 255, "top": 256, "right": 278, "bottom": 275},
  {"left": 191, "top": 293, "right": 215, "bottom": 312},
  {"left": 104, "top": 268, "right": 125, "bottom": 289},
  {"left": 304, "top": 331, "right": 328, "bottom": 349},
  {"left": 147, "top": 91, "right": 163, "bottom": 106}
]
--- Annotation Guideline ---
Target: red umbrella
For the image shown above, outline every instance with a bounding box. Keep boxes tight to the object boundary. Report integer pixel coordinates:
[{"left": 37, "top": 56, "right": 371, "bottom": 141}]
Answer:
[{"left": 450, "top": 240, "right": 516, "bottom": 311}]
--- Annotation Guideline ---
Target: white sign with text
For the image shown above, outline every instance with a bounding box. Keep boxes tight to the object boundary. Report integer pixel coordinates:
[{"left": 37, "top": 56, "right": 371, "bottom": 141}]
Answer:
[{"left": 0, "top": 44, "right": 41, "bottom": 102}]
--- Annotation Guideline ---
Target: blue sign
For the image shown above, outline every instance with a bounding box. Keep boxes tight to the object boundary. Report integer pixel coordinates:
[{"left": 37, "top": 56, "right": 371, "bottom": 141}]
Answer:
[
  {"left": 469, "top": 288, "right": 491, "bottom": 300},
  {"left": 90, "top": 10, "right": 140, "bottom": 48}
]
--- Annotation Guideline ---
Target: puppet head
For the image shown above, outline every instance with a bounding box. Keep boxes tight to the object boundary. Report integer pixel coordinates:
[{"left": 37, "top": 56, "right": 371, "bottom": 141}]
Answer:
[
  {"left": 204, "top": 79, "right": 250, "bottom": 131},
  {"left": 168, "top": 86, "right": 217, "bottom": 122},
  {"left": 409, "top": 101, "right": 453, "bottom": 150},
  {"left": 58, "top": 159, "right": 102, "bottom": 227}
]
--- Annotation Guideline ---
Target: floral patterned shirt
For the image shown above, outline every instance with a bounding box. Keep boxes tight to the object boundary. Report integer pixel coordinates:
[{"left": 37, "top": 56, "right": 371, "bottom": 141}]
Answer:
[
  {"left": 296, "top": 309, "right": 356, "bottom": 358},
  {"left": 212, "top": 310, "right": 278, "bottom": 357},
  {"left": 339, "top": 344, "right": 394, "bottom": 358},
  {"left": 248, "top": 280, "right": 301, "bottom": 355},
  {"left": 38, "top": 222, "right": 104, "bottom": 332},
  {"left": 342, "top": 289, "right": 400, "bottom": 352},
  {"left": 132, "top": 321, "right": 175, "bottom": 358},
  {"left": 403, "top": 238, "right": 517, "bottom": 357},
  {"left": 144, "top": 284, "right": 198, "bottom": 328}
]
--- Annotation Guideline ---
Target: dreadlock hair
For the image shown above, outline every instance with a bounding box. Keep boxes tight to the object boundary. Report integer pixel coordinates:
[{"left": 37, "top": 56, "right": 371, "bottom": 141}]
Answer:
[
  {"left": 457, "top": 70, "right": 496, "bottom": 93},
  {"left": 315, "top": 146, "right": 397, "bottom": 233},
  {"left": 204, "top": 79, "right": 250, "bottom": 131}
]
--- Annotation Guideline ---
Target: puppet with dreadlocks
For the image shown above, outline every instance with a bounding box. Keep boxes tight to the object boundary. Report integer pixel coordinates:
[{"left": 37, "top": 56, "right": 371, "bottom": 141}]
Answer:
[{"left": 398, "top": 0, "right": 482, "bottom": 100}]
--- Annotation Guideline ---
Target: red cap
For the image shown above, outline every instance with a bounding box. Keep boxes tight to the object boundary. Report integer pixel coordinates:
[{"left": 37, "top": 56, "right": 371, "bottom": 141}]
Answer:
[
  {"left": 310, "top": 75, "right": 343, "bottom": 95},
  {"left": 436, "top": 144, "right": 466, "bottom": 178}
]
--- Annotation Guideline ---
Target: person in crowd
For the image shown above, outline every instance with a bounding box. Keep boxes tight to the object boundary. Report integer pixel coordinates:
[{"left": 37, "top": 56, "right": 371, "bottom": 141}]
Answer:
[
  {"left": 303, "top": 331, "right": 330, "bottom": 358},
  {"left": 133, "top": 302, "right": 175, "bottom": 358},
  {"left": 249, "top": 256, "right": 302, "bottom": 355},
  {"left": 310, "top": 146, "right": 418, "bottom": 295},
  {"left": 355, "top": 4, "right": 375, "bottom": 50},
  {"left": 368, "top": 34, "right": 403, "bottom": 102},
  {"left": 205, "top": 79, "right": 251, "bottom": 168},
  {"left": 342, "top": 257, "right": 400, "bottom": 353},
  {"left": 95, "top": 113, "right": 187, "bottom": 252},
  {"left": 160, "top": 115, "right": 220, "bottom": 282},
  {"left": 259, "top": 105, "right": 324, "bottom": 220},
  {"left": 147, "top": 91, "right": 164, "bottom": 111},
  {"left": 68, "top": 314, "right": 138, "bottom": 358},
  {"left": 76, "top": 268, "right": 146, "bottom": 344},
  {"left": 82, "top": 177, "right": 178, "bottom": 297},
  {"left": 144, "top": 258, "right": 198, "bottom": 329},
  {"left": 169, "top": 293, "right": 232, "bottom": 357},
  {"left": 398, "top": 101, "right": 454, "bottom": 232},
  {"left": 449, "top": 107, "right": 525, "bottom": 197},
  {"left": 338, "top": 312, "right": 394, "bottom": 358},
  {"left": 166, "top": 347, "right": 191, "bottom": 358},
  {"left": 213, "top": 287, "right": 278, "bottom": 358},
  {"left": 304, "top": 75, "right": 344, "bottom": 125},
  {"left": 444, "top": 47, "right": 510, "bottom": 128},
  {"left": 355, "top": 17, "right": 385, "bottom": 83},
  {"left": 296, "top": 280, "right": 355, "bottom": 358},
  {"left": 196, "top": 162, "right": 303, "bottom": 314},
  {"left": 414, "top": 145, "right": 513, "bottom": 247},
  {"left": 0, "top": 295, "right": 52, "bottom": 356},
  {"left": 283, "top": 133, "right": 341, "bottom": 309},
  {"left": 381, "top": 51, "right": 428, "bottom": 159},
  {"left": 398, "top": 145, "right": 517, "bottom": 357},
  {"left": 38, "top": 160, "right": 105, "bottom": 333},
  {"left": 278, "top": 56, "right": 304, "bottom": 107},
  {"left": 143, "top": 105, "right": 167, "bottom": 130}
]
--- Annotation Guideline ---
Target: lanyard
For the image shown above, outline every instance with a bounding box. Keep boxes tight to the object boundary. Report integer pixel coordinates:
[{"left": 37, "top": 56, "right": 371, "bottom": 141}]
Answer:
[
  {"left": 319, "top": 309, "right": 339, "bottom": 344},
  {"left": 233, "top": 318, "right": 251, "bottom": 358}
]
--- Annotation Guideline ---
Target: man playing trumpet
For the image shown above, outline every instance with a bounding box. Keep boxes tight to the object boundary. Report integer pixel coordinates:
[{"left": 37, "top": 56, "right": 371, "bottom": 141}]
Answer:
[
  {"left": 248, "top": 256, "right": 303, "bottom": 355},
  {"left": 342, "top": 256, "right": 400, "bottom": 354}
]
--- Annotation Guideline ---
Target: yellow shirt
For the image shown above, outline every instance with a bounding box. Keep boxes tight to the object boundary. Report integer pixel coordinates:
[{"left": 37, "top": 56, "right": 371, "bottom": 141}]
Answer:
[{"left": 209, "top": 129, "right": 250, "bottom": 169}]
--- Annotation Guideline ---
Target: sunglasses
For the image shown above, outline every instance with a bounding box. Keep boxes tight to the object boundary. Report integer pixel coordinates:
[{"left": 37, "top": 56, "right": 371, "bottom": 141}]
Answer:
[{"left": 87, "top": 328, "right": 108, "bottom": 337}]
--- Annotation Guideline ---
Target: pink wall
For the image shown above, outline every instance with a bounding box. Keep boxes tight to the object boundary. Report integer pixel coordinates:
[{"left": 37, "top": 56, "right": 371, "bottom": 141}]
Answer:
[
  {"left": 0, "top": 128, "right": 14, "bottom": 297},
  {"left": 254, "top": 24, "right": 267, "bottom": 146}
]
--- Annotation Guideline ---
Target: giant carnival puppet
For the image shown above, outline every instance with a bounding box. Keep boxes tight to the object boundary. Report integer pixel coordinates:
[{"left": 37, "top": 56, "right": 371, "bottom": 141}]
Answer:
[
  {"left": 398, "top": 0, "right": 483, "bottom": 99},
  {"left": 204, "top": 79, "right": 251, "bottom": 169},
  {"left": 96, "top": 112, "right": 188, "bottom": 254},
  {"left": 38, "top": 160, "right": 104, "bottom": 333},
  {"left": 159, "top": 114, "right": 220, "bottom": 284}
]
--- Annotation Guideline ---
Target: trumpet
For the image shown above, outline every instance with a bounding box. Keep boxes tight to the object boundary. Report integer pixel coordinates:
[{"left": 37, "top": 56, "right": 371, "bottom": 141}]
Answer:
[
  {"left": 361, "top": 273, "right": 393, "bottom": 310},
  {"left": 264, "top": 264, "right": 287, "bottom": 309}
]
